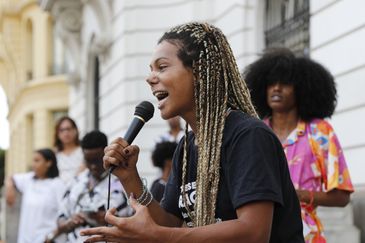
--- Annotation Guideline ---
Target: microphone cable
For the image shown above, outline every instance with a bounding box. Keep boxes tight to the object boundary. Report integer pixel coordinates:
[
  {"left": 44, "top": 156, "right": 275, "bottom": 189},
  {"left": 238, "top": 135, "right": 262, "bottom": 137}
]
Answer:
[
  {"left": 104, "top": 101, "right": 154, "bottom": 242},
  {"left": 104, "top": 171, "right": 112, "bottom": 243}
]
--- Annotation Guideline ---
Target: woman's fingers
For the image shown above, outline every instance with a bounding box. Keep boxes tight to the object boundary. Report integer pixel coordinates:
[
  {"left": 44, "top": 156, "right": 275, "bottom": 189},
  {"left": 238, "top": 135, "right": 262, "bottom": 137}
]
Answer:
[
  {"left": 82, "top": 235, "right": 104, "bottom": 243},
  {"left": 80, "top": 226, "right": 111, "bottom": 236},
  {"left": 103, "top": 138, "right": 141, "bottom": 170},
  {"left": 105, "top": 208, "right": 124, "bottom": 227},
  {"left": 104, "top": 143, "right": 127, "bottom": 159},
  {"left": 129, "top": 194, "right": 144, "bottom": 212},
  {"left": 80, "top": 226, "right": 126, "bottom": 242},
  {"left": 104, "top": 154, "right": 124, "bottom": 168},
  {"left": 108, "top": 137, "right": 129, "bottom": 148},
  {"left": 83, "top": 235, "right": 107, "bottom": 243},
  {"left": 83, "top": 235, "right": 125, "bottom": 243},
  {"left": 80, "top": 201, "right": 155, "bottom": 242}
]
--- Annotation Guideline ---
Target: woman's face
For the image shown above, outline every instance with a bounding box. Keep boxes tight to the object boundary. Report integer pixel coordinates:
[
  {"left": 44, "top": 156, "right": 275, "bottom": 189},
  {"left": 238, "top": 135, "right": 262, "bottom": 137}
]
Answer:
[
  {"left": 83, "top": 148, "right": 105, "bottom": 181},
  {"left": 58, "top": 119, "right": 77, "bottom": 145},
  {"left": 32, "top": 152, "right": 50, "bottom": 179},
  {"left": 266, "top": 82, "right": 297, "bottom": 113},
  {"left": 146, "top": 40, "right": 196, "bottom": 122}
]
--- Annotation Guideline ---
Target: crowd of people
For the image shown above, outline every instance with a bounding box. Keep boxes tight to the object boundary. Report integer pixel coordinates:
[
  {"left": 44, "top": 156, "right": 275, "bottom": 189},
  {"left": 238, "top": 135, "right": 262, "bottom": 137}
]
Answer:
[
  {"left": 4, "top": 21, "right": 354, "bottom": 243},
  {"left": 5, "top": 117, "right": 133, "bottom": 243}
]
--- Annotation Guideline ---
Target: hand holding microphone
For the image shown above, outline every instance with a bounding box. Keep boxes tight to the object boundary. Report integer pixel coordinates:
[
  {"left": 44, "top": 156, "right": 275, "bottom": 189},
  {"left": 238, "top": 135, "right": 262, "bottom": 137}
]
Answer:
[{"left": 104, "top": 101, "right": 154, "bottom": 176}]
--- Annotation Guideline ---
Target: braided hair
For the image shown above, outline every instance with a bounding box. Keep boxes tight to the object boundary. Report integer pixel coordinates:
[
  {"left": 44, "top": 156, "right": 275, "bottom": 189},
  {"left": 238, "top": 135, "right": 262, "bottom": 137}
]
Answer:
[{"left": 158, "top": 22, "right": 257, "bottom": 226}]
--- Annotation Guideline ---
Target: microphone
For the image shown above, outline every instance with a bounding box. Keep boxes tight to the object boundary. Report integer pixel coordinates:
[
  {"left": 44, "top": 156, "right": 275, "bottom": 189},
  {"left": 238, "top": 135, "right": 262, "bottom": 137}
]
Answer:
[{"left": 109, "top": 101, "right": 154, "bottom": 172}]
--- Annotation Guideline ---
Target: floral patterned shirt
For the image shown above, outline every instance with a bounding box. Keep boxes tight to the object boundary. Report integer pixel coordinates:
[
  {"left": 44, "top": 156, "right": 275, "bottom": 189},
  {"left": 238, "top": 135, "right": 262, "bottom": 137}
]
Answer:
[{"left": 264, "top": 118, "right": 354, "bottom": 242}]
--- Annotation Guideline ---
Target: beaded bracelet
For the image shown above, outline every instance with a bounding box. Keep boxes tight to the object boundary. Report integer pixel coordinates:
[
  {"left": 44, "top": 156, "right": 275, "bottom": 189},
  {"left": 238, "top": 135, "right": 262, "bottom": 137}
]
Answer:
[{"left": 137, "top": 179, "right": 148, "bottom": 203}]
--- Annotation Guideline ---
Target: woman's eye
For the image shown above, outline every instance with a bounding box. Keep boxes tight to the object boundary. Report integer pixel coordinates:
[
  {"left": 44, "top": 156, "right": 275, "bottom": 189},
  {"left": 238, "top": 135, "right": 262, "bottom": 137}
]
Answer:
[{"left": 159, "top": 65, "right": 167, "bottom": 70}]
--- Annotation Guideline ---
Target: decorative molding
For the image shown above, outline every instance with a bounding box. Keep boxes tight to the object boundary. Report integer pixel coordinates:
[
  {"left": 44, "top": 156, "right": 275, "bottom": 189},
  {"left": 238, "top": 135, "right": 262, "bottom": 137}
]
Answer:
[
  {"left": 2, "top": 0, "right": 38, "bottom": 16},
  {"left": 89, "top": 32, "right": 112, "bottom": 57},
  {"left": 54, "top": 6, "right": 82, "bottom": 34},
  {"left": 38, "top": 0, "right": 56, "bottom": 11},
  {"left": 41, "top": 0, "right": 113, "bottom": 85},
  {"left": 40, "top": 0, "right": 82, "bottom": 87},
  {"left": 87, "top": 0, "right": 113, "bottom": 57}
]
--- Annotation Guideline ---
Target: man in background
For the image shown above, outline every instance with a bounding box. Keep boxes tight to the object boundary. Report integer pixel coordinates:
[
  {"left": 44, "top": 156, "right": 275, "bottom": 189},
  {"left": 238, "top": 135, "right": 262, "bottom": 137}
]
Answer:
[{"left": 46, "top": 130, "right": 130, "bottom": 243}]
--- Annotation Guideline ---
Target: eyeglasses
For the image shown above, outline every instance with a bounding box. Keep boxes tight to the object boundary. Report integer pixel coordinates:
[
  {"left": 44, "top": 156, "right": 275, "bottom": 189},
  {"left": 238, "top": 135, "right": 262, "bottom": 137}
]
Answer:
[{"left": 58, "top": 127, "right": 75, "bottom": 133}]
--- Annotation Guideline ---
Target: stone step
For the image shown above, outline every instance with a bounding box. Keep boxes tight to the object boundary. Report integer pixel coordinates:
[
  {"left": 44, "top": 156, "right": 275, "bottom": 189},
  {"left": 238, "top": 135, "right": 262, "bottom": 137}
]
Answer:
[{"left": 317, "top": 204, "right": 361, "bottom": 243}]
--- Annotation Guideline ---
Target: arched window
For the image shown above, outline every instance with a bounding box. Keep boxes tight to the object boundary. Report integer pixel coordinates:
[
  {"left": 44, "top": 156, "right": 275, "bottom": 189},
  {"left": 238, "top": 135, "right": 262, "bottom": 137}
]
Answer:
[
  {"left": 25, "top": 19, "right": 34, "bottom": 80},
  {"left": 265, "top": 0, "right": 310, "bottom": 56}
]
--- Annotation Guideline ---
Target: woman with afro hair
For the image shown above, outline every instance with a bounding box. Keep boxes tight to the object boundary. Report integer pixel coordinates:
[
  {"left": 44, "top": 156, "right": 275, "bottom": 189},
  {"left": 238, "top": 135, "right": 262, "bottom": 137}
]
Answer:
[{"left": 244, "top": 48, "right": 354, "bottom": 243}]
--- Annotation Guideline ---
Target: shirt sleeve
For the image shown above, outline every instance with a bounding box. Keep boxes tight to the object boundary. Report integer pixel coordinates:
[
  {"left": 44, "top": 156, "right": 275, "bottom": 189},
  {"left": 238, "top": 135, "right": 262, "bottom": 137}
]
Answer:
[
  {"left": 223, "top": 126, "right": 285, "bottom": 209},
  {"left": 160, "top": 140, "right": 183, "bottom": 219},
  {"left": 150, "top": 180, "right": 165, "bottom": 203},
  {"left": 311, "top": 120, "right": 354, "bottom": 192},
  {"left": 12, "top": 172, "right": 34, "bottom": 194}
]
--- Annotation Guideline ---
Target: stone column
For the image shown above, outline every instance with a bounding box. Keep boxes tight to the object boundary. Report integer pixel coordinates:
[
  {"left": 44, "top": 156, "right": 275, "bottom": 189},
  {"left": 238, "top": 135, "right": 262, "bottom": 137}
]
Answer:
[{"left": 33, "top": 109, "right": 51, "bottom": 149}]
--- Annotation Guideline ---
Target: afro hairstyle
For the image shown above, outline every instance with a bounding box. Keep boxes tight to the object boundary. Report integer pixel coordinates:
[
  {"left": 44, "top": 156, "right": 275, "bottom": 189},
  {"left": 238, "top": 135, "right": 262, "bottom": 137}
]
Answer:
[
  {"left": 152, "top": 141, "right": 177, "bottom": 170},
  {"left": 81, "top": 130, "right": 108, "bottom": 150},
  {"left": 244, "top": 48, "right": 337, "bottom": 121}
]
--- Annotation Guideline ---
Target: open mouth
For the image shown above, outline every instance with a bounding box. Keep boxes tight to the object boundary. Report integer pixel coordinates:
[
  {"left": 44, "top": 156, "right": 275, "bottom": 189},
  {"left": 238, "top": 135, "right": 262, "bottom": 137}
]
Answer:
[
  {"left": 154, "top": 91, "right": 169, "bottom": 101},
  {"left": 271, "top": 95, "right": 282, "bottom": 101}
]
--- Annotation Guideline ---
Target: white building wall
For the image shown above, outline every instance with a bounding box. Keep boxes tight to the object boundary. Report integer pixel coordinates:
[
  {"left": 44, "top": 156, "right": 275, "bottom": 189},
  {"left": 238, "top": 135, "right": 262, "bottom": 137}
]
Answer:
[
  {"left": 310, "top": 0, "right": 365, "bottom": 187},
  {"left": 311, "top": 1, "right": 364, "bottom": 241},
  {"left": 44, "top": 0, "right": 364, "bottom": 240}
]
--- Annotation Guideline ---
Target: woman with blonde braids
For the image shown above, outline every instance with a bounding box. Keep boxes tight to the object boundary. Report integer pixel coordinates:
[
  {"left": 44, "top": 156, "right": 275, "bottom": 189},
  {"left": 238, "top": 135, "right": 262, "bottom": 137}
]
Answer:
[{"left": 80, "top": 22, "right": 304, "bottom": 243}]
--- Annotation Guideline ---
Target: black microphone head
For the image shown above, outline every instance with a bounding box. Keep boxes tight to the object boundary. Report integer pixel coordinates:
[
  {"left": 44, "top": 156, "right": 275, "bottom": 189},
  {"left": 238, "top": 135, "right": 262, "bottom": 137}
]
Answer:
[{"left": 134, "top": 101, "right": 154, "bottom": 122}]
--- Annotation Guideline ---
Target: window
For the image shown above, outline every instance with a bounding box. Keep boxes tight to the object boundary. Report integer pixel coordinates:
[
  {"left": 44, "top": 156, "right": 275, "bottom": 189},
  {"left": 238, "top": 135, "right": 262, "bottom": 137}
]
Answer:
[{"left": 265, "top": 0, "right": 310, "bottom": 56}]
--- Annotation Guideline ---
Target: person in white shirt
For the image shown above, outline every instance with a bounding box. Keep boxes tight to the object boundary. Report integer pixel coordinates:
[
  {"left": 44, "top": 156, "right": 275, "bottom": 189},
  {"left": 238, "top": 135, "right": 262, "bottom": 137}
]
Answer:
[
  {"left": 54, "top": 116, "right": 85, "bottom": 183},
  {"left": 5, "top": 148, "right": 65, "bottom": 243}
]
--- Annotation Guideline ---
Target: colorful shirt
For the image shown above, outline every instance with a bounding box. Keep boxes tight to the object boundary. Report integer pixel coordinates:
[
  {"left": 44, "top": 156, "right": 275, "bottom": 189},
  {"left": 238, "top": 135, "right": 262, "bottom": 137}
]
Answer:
[{"left": 264, "top": 118, "right": 354, "bottom": 242}]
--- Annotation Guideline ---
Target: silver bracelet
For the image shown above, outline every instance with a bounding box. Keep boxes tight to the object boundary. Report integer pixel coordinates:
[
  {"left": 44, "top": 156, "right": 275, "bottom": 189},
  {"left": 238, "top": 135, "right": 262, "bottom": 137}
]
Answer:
[
  {"left": 139, "top": 190, "right": 153, "bottom": 206},
  {"left": 136, "top": 178, "right": 148, "bottom": 202},
  {"left": 135, "top": 178, "right": 153, "bottom": 206}
]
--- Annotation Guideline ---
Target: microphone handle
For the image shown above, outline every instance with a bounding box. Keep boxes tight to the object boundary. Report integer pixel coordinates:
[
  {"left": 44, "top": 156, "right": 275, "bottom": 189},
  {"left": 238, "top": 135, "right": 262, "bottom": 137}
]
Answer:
[
  {"left": 124, "top": 117, "right": 145, "bottom": 144},
  {"left": 109, "top": 116, "right": 145, "bottom": 173}
]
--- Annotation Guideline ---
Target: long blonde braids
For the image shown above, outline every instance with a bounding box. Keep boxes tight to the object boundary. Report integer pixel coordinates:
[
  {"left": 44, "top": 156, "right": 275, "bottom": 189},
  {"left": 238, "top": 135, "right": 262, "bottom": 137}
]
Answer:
[{"left": 159, "top": 22, "right": 257, "bottom": 226}]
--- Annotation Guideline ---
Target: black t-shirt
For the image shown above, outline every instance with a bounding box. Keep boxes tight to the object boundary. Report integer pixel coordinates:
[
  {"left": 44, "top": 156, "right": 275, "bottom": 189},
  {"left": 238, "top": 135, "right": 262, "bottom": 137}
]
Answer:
[
  {"left": 161, "top": 111, "right": 304, "bottom": 243},
  {"left": 150, "top": 178, "right": 166, "bottom": 203}
]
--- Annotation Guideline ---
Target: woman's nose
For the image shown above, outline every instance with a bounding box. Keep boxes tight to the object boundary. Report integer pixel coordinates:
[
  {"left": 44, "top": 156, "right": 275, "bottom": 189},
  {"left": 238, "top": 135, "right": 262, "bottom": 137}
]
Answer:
[
  {"left": 272, "top": 82, "right": 282, "bottom": 90},
  {"left": 146, "top": 71, "right": 159, "bottom": 85}
]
